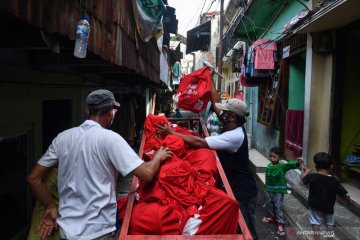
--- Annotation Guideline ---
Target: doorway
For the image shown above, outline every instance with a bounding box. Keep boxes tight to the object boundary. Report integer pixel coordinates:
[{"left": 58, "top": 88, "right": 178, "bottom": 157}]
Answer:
[
  {"left": 0, "top": 134, "right": 28, "bottom": 239},
  {"left": 42, "top": 100, "right": 72, "bottom": 151}
]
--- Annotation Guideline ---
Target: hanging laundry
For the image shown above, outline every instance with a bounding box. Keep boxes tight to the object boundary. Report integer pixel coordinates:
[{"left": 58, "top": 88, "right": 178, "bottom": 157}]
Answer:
[
  {"left": 253, "top": 39, "right": 277, "bottom": 70},
  {"left": 285, "top": 110, "right": 304, "bottom": 155},
  {"left": 240, "top": 43, "right": 259, "bottom": 87},
  {"left": 172, "top": 61, "right": 181, "bottom": 85},
  {"left": 241, "top": 40, "right": 276, "bottom": 87}
]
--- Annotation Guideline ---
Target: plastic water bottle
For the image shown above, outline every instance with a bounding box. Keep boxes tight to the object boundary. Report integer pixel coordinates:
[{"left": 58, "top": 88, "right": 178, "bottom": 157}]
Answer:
[{"left": 74, "top": 16, "right": 90, "bottom": 58}]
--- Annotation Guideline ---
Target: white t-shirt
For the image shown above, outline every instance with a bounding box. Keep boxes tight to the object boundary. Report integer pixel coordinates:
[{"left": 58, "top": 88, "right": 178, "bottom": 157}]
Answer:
[
  {"left": 205, "top": 127, "right": 245, "bottom": 152},
  {"left": 38, "top": 120, "right": 144, "bottom": 239}
]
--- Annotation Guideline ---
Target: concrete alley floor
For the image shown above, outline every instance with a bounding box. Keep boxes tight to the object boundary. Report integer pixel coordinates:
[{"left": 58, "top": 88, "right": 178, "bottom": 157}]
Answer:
[{"left": 255, "top": 181, "right": 293, "bottom": 240}]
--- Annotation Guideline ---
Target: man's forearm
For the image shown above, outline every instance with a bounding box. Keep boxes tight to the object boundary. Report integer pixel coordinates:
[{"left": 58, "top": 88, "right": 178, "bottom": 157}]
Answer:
[
  {"left": 210, "top": 79, "right": 221, "bottom": 104},
  {"left": 27, "top": 165, "right": 56, "bottom": 209},
  {"left": 301, "top": 169, "right": 311, "bottom": 179},
  {"left": 31, "top": 182, "right": 57, "bottom": 209},
  {"left": 143, "top": 157, "right": 161, "bottom": 181},
  {"left": 171, "top": 131, "right": 209, "bottom": 149},
  {"left": 210, "top": 78, "right": 222, "bottom": 117}
]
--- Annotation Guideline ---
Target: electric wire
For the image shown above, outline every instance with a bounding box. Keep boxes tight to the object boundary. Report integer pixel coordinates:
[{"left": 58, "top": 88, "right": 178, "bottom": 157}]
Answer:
[
  {"left": 180, "top": 0, "right": 207, "bottom": 34},
  {"left": 205, "top": 0, "right": 216, "bottom": 14},
  {"left": 197, "top": 0, "right": 217, "bottom": 26},
  {"left": 221, "top": 0, "right": 306, "bottom": 144},
  {"left": 195, "top": 1, "right": 207, "bottom": 26}
]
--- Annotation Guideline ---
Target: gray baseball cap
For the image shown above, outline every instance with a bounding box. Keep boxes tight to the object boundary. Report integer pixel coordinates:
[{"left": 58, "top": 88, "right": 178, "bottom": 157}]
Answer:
[
  {"left": 215, "top": 98, "right": 248, "bottom": 117},
  {"left": 86, "top": 89, "right": 120, "bottom": 110}
]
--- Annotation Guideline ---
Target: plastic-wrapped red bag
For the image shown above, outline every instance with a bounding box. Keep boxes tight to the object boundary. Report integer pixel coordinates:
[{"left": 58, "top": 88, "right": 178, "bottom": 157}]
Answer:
[{"left": 174, "top": 67, "right": 212, "bottom": 113}]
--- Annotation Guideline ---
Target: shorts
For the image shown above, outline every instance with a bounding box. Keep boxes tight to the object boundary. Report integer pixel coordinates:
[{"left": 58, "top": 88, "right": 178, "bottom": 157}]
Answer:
[{"left": 309, "top": 208, "right": 335, "bottom": 227}]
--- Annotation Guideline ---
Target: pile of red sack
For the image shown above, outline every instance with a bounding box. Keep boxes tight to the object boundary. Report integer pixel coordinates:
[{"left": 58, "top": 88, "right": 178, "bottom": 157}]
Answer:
[{"left": 122, "top": 114, "right": 239, "bottom": 235}]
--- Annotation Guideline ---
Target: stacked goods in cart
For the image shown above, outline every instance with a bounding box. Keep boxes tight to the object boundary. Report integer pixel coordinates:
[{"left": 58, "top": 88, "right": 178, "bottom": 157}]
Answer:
[
  {"left": 131, "top": 114, "right": 239, "bottom": 235},
  {"left": 117, "top": 114, "right": 253, "bottom": 239}
]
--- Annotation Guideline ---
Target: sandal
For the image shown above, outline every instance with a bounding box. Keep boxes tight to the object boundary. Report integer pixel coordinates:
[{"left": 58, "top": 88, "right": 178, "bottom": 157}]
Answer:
[
  {"left": 277, "top": 225, "right": 286, "bottom": 237},
  {"left": 277, "top": 230, "right": 286, "bottom": 237},
  {"left": 262, "top": 216, "right": 276, "bottom": 223}
]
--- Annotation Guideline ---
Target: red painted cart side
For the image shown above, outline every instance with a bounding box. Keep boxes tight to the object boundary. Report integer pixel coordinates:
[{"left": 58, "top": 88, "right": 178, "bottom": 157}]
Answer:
[{"left": 119, "top": 118, "right": 253, "bottom": 240}]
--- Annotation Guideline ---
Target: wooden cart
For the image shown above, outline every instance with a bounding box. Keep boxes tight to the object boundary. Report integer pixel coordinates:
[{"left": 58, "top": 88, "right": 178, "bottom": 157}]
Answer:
[{"left": 119, "top": 118, "right": 253, "bottom": 240}]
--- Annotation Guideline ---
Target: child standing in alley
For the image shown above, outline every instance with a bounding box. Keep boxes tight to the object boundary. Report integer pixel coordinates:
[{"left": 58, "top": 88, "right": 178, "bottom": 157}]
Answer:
[
  {"left": 262, "top": 147, "right": 303, "bottom": 237},
  {"left": 302, "top": 152, "right": 351, "bottom": 240}
]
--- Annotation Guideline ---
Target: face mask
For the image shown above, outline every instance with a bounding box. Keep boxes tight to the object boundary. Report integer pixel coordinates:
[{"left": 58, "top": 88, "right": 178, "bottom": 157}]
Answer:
[{"left": 220, "top": 113, "right": 230, "bottom": 125}]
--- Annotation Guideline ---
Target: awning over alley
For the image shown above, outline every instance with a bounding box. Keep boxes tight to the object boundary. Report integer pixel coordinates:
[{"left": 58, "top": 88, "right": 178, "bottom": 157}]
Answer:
[
  {"left": 295, "top": 0, "right": 360, "bottom": 33},
  {"left": 0, "top": 0, "right": 163, "bottom": 86}
]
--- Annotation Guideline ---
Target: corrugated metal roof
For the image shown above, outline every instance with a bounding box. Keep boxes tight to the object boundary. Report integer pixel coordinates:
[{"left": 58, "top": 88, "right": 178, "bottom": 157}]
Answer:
[{"left": 0, "top": 0, "right": 160, "bottom": 84}]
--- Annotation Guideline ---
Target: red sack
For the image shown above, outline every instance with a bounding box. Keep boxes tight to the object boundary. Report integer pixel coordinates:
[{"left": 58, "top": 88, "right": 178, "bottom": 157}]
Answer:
[
  {"left": 174, "top": 67, "right": 212, "bottom": 113},
  {"left": 116, "top": 197, "right": 128, "bottom": 221},
  {"left": 143, "top": 114, "right": 171, "bottom": 160},
  {"left": 185, "top": 149, "right": 219, "bottom": 180},
  {"left": 159, "top": 157, "right": 214, "bottom": 208},
  {"left": 182, "top": 188, "right": 239, "bottom": 235},
  {"left": 173, "top": 125, "right": 200, "bottom": 137},
  {"left": 137, "top": 178, "right": 165, "bottom": 203},
  {"left": 162, "top": 135, "right": 186, "bottom": 158},
  {"left": 196, "top": 188, "right": 239, "bottom": 234},
  {"left": 129, "top": 202, "right": 182, "bottom": 235}
]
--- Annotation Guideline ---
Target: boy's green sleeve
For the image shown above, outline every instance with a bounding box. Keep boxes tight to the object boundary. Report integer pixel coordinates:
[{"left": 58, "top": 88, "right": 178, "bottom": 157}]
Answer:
[{"left": 284, "top": 161, "right": 300, "bottom": 171}]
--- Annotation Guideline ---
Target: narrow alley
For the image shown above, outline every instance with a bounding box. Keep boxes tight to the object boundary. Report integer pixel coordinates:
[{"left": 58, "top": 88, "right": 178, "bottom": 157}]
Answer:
[{"left": 1, "top": 0, "right": 360, "bottom": 239}]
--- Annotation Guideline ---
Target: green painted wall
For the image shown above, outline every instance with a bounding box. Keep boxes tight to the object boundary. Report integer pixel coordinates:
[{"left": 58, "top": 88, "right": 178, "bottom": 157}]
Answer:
[
  {"left": 263, "top": 0, "right": 309, "bottom": 41},
  {"left": 246, "top": 0, "right": 306, "bottom": 153},
  {"left": 288, "top": 53, "right": 305, "bottom": 110},
  {"left": 340, "top": 28, "right": 360, "bottom": 159}
]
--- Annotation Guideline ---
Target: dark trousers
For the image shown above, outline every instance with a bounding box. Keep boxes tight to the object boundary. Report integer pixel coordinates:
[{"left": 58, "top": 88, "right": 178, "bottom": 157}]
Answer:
[
  {"left": 239, "top": 194, "right": 258, "bottom": 240},
  {"left": 265, "top": 192, "right": 284, "bottom": 224}
]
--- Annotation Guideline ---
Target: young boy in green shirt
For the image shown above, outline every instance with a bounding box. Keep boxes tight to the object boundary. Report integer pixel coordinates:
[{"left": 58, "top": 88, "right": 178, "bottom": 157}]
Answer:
[{"left": 262, "top": 147, "right": 303, "bottom": 236}]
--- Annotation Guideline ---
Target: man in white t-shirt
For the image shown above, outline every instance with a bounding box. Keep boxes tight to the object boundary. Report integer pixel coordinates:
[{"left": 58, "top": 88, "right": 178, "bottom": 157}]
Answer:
[
  {"left": 27, "top": 89, "right": 173, "bottom": 240},
  {"left": 157, "top": 79, "right": 258, "bottom": 239}
]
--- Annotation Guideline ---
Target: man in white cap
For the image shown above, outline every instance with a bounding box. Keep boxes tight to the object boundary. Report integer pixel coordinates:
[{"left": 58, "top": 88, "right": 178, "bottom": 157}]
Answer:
[
  {"left": 27, "top": 89, "right": 173, "bottom": 240},
  {"left": 157, "top": 84, "right": 258, "bottom": 239}
]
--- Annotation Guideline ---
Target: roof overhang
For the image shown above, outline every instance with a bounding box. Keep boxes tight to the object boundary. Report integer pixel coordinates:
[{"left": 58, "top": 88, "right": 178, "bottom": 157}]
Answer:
[
  {"left": 294, "top": 0, "right": 360, "bottom": 33},
  {"left": 0, "top": 0, "right": 162, "bottom": 85},
  {"left": 186, "top": 20, "right": 211, "bottom": 54},
  {"left": 233, "top": 0, "right": 285, "bottom": 40}
]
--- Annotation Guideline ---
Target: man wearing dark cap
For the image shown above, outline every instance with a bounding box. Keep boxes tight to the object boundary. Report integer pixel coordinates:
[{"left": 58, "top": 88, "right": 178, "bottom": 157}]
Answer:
[
  {"left": 27, "top": 89, "right": 173, "bottom": 240},
  {"left": 157, "top": 81, "right": 258, "bottom": 239}
]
